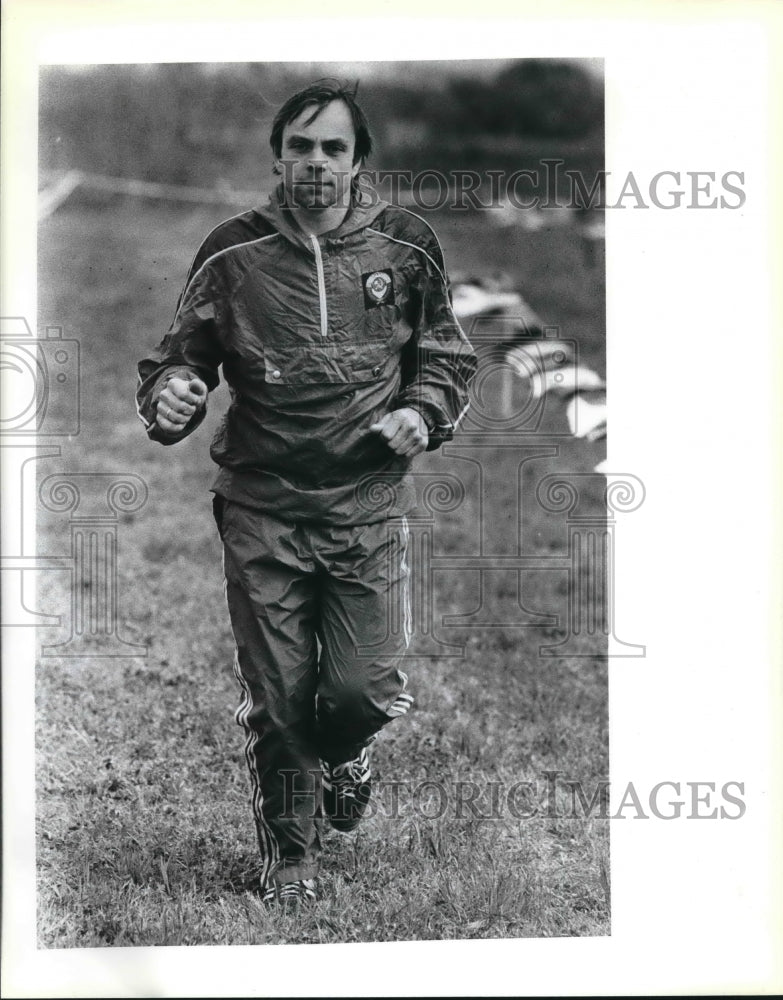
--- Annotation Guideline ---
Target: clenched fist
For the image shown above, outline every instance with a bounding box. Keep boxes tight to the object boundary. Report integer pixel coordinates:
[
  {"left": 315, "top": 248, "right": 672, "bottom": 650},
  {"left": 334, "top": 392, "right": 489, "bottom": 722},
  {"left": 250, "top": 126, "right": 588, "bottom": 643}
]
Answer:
[
  {"left": 369, "top": 407, "right": 429, "bottom": 458},
  {"left": 156, "top": 376, "right": 208, "bottom": 434}
]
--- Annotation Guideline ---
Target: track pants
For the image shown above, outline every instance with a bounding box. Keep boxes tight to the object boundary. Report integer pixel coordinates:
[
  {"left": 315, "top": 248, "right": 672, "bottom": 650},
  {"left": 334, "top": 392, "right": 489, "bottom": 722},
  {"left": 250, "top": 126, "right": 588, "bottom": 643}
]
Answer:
[{"left": 213, "top": 497, "right": 413, "bottom": 886}]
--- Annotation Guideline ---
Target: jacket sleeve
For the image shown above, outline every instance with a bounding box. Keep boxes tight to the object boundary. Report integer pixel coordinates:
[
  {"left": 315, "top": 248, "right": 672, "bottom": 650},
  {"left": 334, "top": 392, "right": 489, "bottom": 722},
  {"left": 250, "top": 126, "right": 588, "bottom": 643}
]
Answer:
[
  {"left": 395, "top": 248, "right": 477, "bottom": 451},
  {"left": 136, "top": 266, "right": 224, "bottom": 445}
]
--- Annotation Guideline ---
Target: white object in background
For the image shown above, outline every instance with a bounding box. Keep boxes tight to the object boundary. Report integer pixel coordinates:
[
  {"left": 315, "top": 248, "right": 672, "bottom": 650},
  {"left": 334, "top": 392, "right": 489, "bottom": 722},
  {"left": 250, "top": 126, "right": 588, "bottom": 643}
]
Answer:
[
  {"left": 451, "top": 283, "right": 525, "bottom": 319},
  {"left": 506, "top": 342, "right": 607, "bottom": 469},
  {"left": 565, "top": 391, "right": 607, "bottom": 440}
]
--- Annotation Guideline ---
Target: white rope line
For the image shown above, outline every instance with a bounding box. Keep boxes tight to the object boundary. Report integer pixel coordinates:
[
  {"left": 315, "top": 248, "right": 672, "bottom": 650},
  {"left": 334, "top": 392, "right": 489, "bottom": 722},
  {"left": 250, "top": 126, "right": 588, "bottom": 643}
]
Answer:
[
  {"left": 38, "top": 170, "right": 269, "bottom": 219},
  {"left": 38, "top": 170, "right": 85, "bottom": 220}
]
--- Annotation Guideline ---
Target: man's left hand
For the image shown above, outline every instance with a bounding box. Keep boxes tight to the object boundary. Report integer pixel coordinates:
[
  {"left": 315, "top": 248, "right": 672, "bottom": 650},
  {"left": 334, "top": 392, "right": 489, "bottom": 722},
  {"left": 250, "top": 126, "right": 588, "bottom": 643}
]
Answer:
[{"left": 370, "top": 408, "right": 429, "bottom": 457}]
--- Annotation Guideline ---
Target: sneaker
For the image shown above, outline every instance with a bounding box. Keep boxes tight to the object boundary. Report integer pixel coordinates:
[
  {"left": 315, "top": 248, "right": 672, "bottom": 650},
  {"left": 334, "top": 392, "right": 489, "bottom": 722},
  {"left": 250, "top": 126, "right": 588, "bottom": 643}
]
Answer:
[
  {"left": 262, "top": 878, "right": 317, "bottom": 905},
  {"left": 321, "top": 746, "right": 372, "bottom": 833}
]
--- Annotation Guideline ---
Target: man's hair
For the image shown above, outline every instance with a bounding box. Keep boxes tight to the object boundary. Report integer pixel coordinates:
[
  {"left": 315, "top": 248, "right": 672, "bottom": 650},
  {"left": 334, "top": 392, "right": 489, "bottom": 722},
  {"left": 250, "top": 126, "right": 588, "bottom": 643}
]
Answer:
[{"left": 270, "top": 79, "right": 373, "bottom": 166}]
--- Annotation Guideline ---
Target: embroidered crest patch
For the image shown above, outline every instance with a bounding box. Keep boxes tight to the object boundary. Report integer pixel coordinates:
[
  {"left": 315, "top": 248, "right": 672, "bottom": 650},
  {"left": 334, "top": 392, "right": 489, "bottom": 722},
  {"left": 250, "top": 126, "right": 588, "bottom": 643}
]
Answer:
[{"left": 362, "top": 269, "right": 395, "bottom": 309}]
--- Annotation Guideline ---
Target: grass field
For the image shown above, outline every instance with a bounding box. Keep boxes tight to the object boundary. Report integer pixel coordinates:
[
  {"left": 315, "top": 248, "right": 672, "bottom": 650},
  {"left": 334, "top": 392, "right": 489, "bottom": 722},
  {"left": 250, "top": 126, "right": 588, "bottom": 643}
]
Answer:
[{"left": 35, "top": 197, "right": 608, "bottom": 946}]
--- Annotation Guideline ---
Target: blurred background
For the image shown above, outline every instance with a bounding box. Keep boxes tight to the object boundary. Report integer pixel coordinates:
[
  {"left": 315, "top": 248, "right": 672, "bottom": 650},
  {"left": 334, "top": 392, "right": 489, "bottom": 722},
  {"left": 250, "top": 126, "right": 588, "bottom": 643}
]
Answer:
[{"left": 40, "top": 59, "right": 603, "bottom": 189}]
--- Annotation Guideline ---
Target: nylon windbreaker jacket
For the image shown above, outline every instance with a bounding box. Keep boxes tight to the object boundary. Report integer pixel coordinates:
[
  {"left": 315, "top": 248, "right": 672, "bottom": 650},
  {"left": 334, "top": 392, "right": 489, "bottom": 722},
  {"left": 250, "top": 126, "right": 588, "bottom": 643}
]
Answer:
[{"left": 136, "top": 185, "right": 477, "bottom": 524}]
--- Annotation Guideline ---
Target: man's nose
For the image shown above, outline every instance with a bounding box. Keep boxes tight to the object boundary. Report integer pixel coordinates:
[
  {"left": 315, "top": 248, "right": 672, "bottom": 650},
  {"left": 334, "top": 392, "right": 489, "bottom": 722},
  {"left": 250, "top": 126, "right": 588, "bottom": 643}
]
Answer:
[{"left": 308, "top": 144, "right": 330, "bottom": 169}]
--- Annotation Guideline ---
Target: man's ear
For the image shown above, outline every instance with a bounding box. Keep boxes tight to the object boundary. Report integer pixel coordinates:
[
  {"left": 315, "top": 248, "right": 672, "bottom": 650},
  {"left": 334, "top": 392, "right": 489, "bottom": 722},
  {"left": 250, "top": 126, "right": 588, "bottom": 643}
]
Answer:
[{"left": 272, "top": 159, "right": 282, "bottom": 177}]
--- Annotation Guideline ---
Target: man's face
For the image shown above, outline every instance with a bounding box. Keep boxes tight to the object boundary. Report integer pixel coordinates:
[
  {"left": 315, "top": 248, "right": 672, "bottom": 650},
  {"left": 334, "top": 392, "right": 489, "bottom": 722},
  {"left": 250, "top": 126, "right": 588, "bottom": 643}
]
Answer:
[{"left": 278, "top": 99, "right": 360, "bottom": 211}]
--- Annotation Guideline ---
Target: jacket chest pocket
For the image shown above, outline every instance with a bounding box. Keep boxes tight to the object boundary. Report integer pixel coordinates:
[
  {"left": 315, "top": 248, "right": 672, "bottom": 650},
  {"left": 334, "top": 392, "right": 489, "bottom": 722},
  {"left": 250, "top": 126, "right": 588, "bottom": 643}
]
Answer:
[{"left": 262, "top": 339, "right": 396, "bottom": 386}]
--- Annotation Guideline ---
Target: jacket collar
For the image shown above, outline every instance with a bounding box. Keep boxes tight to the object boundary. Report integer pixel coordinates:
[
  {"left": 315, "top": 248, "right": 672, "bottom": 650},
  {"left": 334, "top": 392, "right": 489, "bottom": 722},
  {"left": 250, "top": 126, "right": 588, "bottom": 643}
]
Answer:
[{"left": 254, "top": 181, "right": 388, "bottom": 249}]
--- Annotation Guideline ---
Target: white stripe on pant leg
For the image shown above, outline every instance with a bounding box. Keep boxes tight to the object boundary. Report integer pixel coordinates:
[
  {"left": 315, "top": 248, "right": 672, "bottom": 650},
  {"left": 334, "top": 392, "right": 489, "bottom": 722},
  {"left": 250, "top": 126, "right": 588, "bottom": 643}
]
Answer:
[
  {"left": 221, "top": 549, "right": 280, "bottom": 885},
  {"left": 385, "top": 516, "right": 414, "bottom": 718},
  {"left": 231, "top": 650, "right": 279, "bottom": 885},
  {"left": 387, "top": 692, "right": 414, "bottom": 716},
  {"left": 400, "top": 516, "right": 412, "bottom": 649}
]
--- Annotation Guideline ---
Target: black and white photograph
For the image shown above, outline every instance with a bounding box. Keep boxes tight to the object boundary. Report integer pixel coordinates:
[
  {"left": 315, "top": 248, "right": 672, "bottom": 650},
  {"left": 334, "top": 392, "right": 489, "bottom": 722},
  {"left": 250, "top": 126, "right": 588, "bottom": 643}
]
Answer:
[
  {"left": 33, "top": 54, "right": 609, "bottom": 939},
  {"left": 1, "top": 2, "right": 781, "bottom": 997}
]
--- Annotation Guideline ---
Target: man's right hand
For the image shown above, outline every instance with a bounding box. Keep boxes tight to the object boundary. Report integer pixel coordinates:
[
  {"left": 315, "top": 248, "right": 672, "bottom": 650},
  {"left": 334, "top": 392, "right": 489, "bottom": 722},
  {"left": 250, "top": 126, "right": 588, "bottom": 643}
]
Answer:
[{"left": 156, "top": 376, "right": 208, "bottom": 434}]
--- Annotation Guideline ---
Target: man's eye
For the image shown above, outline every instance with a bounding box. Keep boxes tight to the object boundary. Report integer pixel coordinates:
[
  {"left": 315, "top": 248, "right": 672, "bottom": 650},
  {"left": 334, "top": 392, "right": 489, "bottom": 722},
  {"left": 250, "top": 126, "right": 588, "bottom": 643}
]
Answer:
[{"left": 324, "top": 144, "right": 347, "bottom": 155}]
